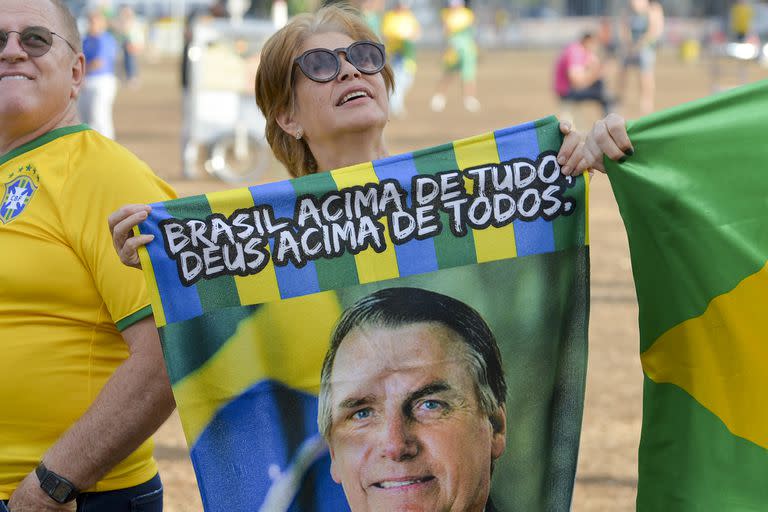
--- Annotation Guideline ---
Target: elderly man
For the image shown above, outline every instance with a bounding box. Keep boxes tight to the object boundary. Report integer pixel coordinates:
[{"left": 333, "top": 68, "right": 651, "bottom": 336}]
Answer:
[
  {"left": 0, "top": 0, "right": 175, "bottom": 510},
  {"left": 318, "top": 287, "right": 507, "bottom": 511}
]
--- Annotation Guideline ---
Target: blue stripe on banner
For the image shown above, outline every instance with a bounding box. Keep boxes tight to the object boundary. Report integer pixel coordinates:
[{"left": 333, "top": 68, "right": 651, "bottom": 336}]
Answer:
[
  {"left": 143, "top": 203, "right": 203, "bottom": 322},
  {"left": 372, "top": 153, "right": 439, "bottom": 277},
  {"left": 494, "top": 123, "right": 556, "bottom": 257},
  {"left": 249, "top": 181, "right": 320, "bottom": 299}
]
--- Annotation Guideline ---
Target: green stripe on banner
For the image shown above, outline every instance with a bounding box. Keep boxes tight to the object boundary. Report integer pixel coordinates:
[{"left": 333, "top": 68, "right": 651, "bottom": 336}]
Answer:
[
  {"left": 637, "top": 379, "right": 768, "bottom": 511},
  {"left": 164, "top": 196, "right": 241, "bottom": 312},
  {"left": 411, "top": 142, "right": 477, "bottom": 269},
  {"left": 160, "top": 305, "right": 259, "bottom": 386},
  {"left": 290, "top": 172, "right": 359, "bottom": 290},
  {"left": 534, "top": 116, "right": 561, "bottom": 153},
  {"left": 607, "top": 80, "right": 768, "bottom": 351},
  {"left": 534, "top": 118, "right": 585, "bottom": 250}
]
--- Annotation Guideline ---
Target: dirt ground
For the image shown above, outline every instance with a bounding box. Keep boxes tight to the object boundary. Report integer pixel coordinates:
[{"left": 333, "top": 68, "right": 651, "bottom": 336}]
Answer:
[{"left": 112, "top": 48, "right": 768, "bottom": 511}]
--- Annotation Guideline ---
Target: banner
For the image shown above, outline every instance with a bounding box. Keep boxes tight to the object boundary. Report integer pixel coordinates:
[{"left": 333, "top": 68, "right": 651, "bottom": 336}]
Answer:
[
  {"left": 138, "top": 116, "right": 589, "bottom": 511},
  {"left": 607, "top": 80, "right": 768, "bottom": 510}
]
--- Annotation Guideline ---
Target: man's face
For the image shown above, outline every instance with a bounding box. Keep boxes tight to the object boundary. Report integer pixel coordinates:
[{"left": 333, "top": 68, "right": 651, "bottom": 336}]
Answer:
[
  {"left": 327, "top": 321, "right": 506, "bottom": 512},
  {"left": 0, "top": 0, "right": 83, "bottom": 134}
]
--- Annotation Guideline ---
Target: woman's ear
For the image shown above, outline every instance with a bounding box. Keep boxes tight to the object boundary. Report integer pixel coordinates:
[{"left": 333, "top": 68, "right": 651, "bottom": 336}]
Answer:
[{"left": 276, "top": 109, "right": 301, "bottom": 140}]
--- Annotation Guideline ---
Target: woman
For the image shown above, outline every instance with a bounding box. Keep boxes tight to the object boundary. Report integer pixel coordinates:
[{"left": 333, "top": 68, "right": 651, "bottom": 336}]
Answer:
[
  {"left": 616, "top": 0, "right": 664, "bottom": 115},
  {"left": 429, "top": 0, "right": 480, "bottom": 113},
  {"left": 109, "top": 4, "right": 597, "bottom": 267}
]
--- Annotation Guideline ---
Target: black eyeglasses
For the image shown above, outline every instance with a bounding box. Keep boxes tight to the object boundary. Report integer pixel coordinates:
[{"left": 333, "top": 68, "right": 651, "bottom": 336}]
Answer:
[
  {"left": 293, "top": 41, "right": 386, "bottom": 83},
  {"left": 0, "top": 26, "right": 77, "bottom": 57}
]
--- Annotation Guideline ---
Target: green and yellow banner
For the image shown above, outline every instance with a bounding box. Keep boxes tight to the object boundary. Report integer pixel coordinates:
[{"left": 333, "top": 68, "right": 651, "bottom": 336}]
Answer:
[{"left": 138, "top": 116, "right": 590, "bottom": 511}]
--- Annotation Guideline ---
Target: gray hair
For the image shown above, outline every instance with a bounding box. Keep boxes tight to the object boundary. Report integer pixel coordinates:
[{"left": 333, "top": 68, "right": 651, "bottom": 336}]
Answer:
[
  {"left": 48, "top": 0, "right": 82, "bottom": 52},
  {"left": 318, "top": 287, "right": 507, "bottom": 439}
]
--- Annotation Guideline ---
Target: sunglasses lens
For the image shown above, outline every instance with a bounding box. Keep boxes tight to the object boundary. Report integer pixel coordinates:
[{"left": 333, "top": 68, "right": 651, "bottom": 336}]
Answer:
[
  {"left": 302, "top": 50, "right": 339, "bottom": 81},
  {"left": 22, "top": 27, "right": 53, "bottom": 56},
  {"left": 348, "top": 42, "right": 384, "bottom": 73}
]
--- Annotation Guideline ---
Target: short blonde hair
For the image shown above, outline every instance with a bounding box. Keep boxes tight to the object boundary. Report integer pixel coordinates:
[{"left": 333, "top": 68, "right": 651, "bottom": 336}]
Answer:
[{"left": 254, "top": 4, "right": 394, "bottom": 178}]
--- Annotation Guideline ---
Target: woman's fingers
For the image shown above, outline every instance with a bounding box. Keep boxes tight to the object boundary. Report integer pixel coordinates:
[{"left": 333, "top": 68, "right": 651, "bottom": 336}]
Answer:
[
  {"left": 558, "top": 123, "right": 581, "bottom": 169},
  {"left": 562, "top": 140, "right": 588, "bottom": 175},
  {"left": 576, "top": 134, "right": 607, "bottom": 174},
  {"left": 604, "top": 113, "right": 634, "bottom": 157}
]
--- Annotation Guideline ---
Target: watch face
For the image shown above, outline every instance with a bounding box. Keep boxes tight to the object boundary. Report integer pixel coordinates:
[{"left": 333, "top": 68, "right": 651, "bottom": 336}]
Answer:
[{"left": 52, "top": 482, "right": 72, "bottom": 503}]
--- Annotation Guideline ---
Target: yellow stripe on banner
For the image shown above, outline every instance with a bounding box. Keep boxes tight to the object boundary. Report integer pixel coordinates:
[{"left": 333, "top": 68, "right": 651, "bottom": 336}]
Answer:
[
  {"left": 331, "top": 162, "right": 400, "bottom": 284},
  {"left": 135, "top": 226, "right": 167, "bottom": 327},
  {"left": 584, "top": 171, "right": 590, "bottom": 246},
  {"left": 452, "top": 132, "right": 518, "bottom": 263},
  {"left": 172, "top": 292, "right": 341, "bottom": 444},
  {"left": 641, "top": 261, "right": 768, "bottom": 449},
  {"left": 206, "top": 189, "right": 281, "bottom": 304}
]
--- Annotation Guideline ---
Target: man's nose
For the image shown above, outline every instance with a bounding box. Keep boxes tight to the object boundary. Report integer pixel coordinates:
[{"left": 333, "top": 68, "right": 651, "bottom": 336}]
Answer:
[
  {"left": 0, "top": 33, "right": 29, "bottom": 62},
  {"left": 379, "top": 413, "right": 418, "bottom": 461},
  {"left": 337, "top": 54, "right": 361, "bottom": 81}
]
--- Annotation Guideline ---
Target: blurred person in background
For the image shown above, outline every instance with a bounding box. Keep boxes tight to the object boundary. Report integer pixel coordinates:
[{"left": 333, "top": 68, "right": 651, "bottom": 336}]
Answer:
[
  {"left": 381, "top": 0, "right": 421, "bottom": 118},
  {"left": 181, "top": 0, "right": 228, "bottom": 92},
  {"left": 554, "top": 32, "right": 615, "bottom": 121},
  {"left": 616, "top": 0, "right": 664, "bottom": 115},
  {"left": 359, "top": 0, "right": 385, "bottom": 39},
  {"left": 598, "top": 16, "right": 619, "bottom": 68},
  {"left": 179, "top": 0, "right": 228, "bottom": 166},
  {"left": 0, "top": 0, "right": 176, "bottom": 510},
  {"left": 116, "top": 5, "right": 144, "bottom": 86},
  {"left": 78, "top": 9, "right": 118, "bottom": 139},
  {"left": 730, "top": 0, "right": 754, "bottom": 42},
  {"left": 429, "top": 0, "right": 481, "bottom": 113}
]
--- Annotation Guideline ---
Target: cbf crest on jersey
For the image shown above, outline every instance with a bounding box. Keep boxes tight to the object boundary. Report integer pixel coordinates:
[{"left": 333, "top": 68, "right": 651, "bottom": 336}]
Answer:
[{"left": 1, "top": 165, "right": 39, "bottom": 224}]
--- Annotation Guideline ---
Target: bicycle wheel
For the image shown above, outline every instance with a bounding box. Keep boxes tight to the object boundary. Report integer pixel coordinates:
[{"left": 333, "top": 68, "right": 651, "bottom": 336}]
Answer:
[{"left": 204, "top": 132, "right": 272, "bottom": 184}]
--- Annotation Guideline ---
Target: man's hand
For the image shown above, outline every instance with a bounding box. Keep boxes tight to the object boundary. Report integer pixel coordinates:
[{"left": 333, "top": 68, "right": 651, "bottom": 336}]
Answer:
[{"left": 7, "top": 472, "right": 75, "bottom": 512}]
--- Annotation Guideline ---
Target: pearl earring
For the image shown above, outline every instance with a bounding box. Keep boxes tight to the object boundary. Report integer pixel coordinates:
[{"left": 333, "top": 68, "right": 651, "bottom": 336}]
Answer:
[{"left": 295, "top": 129, "right": 303, "bottom": 140}]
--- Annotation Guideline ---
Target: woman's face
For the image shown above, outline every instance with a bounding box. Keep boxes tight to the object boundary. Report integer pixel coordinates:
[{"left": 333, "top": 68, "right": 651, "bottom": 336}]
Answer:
[{"left": 287, "top": 31, "right": 389, "bottom": 147}]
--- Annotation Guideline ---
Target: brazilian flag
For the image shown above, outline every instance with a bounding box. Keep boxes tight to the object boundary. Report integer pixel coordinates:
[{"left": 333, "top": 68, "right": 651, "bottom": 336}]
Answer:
[{"left": 607, "top": 80, "right": 768, "bottom": 510}]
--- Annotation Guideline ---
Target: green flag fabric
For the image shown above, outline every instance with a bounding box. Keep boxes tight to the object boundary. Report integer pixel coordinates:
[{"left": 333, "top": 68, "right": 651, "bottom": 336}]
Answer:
[{"left": 607, "top": 80, "right": 768, "bottom": 510}]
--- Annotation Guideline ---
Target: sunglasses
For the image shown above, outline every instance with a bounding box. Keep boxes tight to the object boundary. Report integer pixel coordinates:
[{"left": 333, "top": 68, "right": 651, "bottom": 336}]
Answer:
[
  {"left": 293, "top": 41, "right": 386, "bottom": 83},
  {"left": 0, "top": 26, "right": 77, "bottom": 57}
]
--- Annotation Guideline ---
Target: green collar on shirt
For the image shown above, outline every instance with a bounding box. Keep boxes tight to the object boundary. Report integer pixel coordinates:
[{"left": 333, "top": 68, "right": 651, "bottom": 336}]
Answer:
[{"left": 0, "top": 124, "right": 90, "bottom": 166}]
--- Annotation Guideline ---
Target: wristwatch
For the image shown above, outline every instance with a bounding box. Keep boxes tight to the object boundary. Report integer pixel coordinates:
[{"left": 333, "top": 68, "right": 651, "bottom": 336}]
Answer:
[{"left": 35, "top": 462, "right": 80, "bottom": 504}]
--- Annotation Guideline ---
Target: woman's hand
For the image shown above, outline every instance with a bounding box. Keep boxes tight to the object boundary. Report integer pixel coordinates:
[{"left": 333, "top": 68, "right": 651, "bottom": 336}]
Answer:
[
  {"left": 108, "top": 204, "right": 154, "bottom": 269},
  {"left": 557, "top": 121, "right": 584, "bottom": 175},
  {"left": 559, "top": 114, "right": 633, "bottom": 176}
]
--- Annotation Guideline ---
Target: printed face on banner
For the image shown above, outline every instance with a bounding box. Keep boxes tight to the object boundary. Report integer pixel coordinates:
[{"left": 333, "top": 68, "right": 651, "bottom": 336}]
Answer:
[{"left": 327, "top": 321, "right": 506, "bottom": 512}]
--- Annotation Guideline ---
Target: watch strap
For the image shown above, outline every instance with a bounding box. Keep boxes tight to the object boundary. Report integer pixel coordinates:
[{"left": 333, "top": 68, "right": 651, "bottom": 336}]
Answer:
[{"left": 35, "top": 462, "right": 79, "bottom": 504}]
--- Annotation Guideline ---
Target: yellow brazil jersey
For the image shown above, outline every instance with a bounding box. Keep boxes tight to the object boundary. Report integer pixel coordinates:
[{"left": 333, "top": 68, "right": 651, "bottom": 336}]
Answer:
[
  {"left": 442, "top": 6, "right": 474, "bottom": 35},
  {"left": 0, "top": 126, "right": 176, "bottom": 498},
  {"left": 731, "top": 3, "right": 753, "bottom": 35},
  {"left": 381, "top": 9, "right": 420, "bottom": 53}
]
